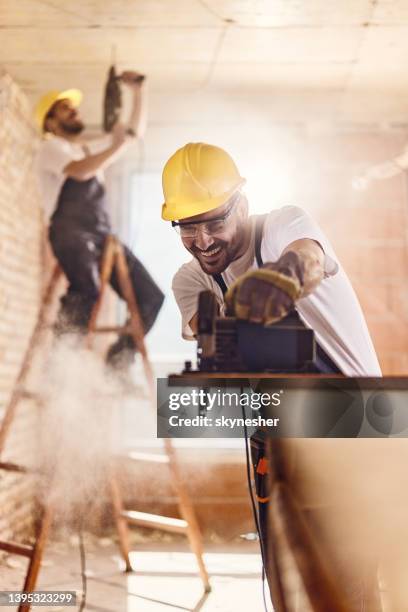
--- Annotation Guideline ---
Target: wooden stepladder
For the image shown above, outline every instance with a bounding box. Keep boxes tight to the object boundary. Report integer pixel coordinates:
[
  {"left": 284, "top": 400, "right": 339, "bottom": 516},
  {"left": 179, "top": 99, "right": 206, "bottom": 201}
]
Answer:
[
  {"left": 88, "top": 235, "right": 210, "bottom": 592},
  {"left": 0, "top": 266, "right": 62, "bottom": 612},
  {"left": 0, "top": 234, "right": 210, "bottom": 612}
]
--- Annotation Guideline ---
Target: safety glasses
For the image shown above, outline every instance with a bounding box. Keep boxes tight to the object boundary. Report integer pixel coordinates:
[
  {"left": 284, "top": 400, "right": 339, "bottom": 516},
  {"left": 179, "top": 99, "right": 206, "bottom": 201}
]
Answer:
[{"left": 172, "top": 193, "right": 240, "bottom": 238}]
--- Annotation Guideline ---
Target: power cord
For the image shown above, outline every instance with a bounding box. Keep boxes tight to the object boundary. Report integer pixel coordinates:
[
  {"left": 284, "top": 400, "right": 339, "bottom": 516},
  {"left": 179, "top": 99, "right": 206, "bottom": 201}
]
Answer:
[
  {"left": 242, "top": 405, "right": 269, "bottom": 612},
  {"left": 78, "top": 525, "right": 87, "bottom": 612}
]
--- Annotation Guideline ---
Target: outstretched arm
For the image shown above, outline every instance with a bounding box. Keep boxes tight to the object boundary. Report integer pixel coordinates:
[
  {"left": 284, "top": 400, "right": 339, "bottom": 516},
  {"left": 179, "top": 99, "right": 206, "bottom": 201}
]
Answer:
[
  {"left": 119, "top": 70, "right": 147, "bottom": 138},
  {"left": 64, "top": 123, "right": 128, "bottom": 181},
  {"left": 281, "top": 238, "right": 325, "bottom": 297}
]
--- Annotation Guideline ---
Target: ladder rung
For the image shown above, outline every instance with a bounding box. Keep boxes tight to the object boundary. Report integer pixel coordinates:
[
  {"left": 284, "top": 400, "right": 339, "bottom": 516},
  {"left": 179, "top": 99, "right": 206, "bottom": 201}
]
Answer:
[
  {"left": 124, "top": 451, "right": 170, "bottom": 464},
  {"left": 19, "top": 389, "right": 41, "bottom": 401},
  {"left": 6, "top": 388, "right": 42, "bottom": 402},
  {"left": 0, "top": 540, "right": 33, "bottom": 558},
  {"left": 93, "top": 325, "right": 131, "bottom": 334},
  {"left": 0, "top": 461, "right": 29, "bottom": 473},
  {"left": 122, "top": 510, "right": 188, "bottom": 534}
]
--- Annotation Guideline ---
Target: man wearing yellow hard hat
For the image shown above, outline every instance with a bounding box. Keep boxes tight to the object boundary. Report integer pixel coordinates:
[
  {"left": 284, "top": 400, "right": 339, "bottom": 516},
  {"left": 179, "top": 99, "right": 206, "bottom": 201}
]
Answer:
[
  {"left": 162, "top": 142, "right": 380, "bottom": 377},
  {"left": 162, "top": 143, "right": 383, "bottom": 611},
  {"left": 35, "top": 73, "right": 163, "bottom": 367}
]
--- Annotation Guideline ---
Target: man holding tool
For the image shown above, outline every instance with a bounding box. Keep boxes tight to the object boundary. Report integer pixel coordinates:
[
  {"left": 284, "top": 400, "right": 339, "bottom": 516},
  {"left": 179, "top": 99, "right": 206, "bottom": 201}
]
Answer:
[
  {"left": 35, "top": 71, "right": 164, "bottom": 367},
  {"left": 161, "top": 142, "right": 380, "bottom": 377},
  {"left": 161, "top": 142, "right": 382, "bottom": 610}
]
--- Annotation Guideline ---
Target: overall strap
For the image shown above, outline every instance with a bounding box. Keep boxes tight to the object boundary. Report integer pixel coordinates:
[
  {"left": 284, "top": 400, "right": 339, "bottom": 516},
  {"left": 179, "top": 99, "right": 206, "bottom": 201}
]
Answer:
[
  {"left": 212, "top": 272, "right": 228, "bottom": 296},
  {"left": 212, "top": 214, "right": 268, "bottom": 296},
  {"left": 254, "top": 213, "right": 267, "bottom": 268}
]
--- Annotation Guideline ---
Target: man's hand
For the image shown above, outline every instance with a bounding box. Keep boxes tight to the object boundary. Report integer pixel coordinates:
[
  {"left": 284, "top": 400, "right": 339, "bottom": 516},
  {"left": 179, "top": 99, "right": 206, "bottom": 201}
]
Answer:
[
  {"left": 225, "top": 252, "right": 304, "bottom": 325},
  {"left": 118, "top": 70, "right": 146, "bottom": 89}
]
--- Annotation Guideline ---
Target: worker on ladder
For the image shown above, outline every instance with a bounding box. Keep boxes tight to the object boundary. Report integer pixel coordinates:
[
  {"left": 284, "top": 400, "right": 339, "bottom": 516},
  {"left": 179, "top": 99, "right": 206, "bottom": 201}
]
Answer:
[{"left": 34, "top": 72, "right": 164, "bottom": 369}]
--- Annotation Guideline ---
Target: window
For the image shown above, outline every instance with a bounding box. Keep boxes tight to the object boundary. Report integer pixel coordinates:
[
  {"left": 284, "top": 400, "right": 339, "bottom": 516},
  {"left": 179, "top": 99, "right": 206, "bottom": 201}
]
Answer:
[{"left": 125, "top": 170, "right": 195, "bottom": 365}]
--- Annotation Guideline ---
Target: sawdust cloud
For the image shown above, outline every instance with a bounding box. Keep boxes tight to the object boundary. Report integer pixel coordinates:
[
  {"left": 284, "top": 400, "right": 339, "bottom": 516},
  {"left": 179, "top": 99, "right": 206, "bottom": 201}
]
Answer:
[{"left": 36, "top": 335, "right": 129, "bottom": 528}]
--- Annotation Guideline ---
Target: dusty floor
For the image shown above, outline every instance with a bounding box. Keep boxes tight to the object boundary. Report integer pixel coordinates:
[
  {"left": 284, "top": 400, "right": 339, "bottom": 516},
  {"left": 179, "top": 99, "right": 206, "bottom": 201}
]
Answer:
[{"left": 0, "top": 533, "right": 269, "bottom": 612}]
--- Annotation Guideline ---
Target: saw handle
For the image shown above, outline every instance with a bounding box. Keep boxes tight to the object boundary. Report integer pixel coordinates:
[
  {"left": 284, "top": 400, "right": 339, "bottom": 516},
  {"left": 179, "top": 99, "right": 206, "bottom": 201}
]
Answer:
[{"left": 116, "top": 74, "right": 146, "bottom": 84}]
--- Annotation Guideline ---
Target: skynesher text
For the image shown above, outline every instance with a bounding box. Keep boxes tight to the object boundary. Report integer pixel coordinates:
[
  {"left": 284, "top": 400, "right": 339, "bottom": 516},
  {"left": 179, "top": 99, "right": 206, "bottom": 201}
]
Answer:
[{"left": 168, "top": 415, "right": 280, "bottom": 428}]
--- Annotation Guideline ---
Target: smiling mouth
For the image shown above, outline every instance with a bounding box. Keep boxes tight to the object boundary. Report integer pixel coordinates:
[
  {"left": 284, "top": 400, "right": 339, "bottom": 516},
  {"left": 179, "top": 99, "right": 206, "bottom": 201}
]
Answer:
[{"left": 199, "top": 246, "right": 222, "bottom": 258}]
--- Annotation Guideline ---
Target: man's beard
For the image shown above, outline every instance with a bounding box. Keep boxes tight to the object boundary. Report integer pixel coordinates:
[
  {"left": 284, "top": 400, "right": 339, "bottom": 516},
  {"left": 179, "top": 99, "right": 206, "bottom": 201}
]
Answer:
[
  {"left": 60, "top": 119, "right": 85, "bottom": 135},
  {"left": 189, "top": 226, "right": 247, "bottom": 275},
  {"left": 190, "top": 239, "right": 229, "bottom": 274}
]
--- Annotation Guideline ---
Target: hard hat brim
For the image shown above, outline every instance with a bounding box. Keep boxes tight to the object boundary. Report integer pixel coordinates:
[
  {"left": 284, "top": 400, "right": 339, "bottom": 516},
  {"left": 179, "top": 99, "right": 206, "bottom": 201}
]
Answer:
[{"left": 161, "top": 179, "right": 246, "bottom": 221}]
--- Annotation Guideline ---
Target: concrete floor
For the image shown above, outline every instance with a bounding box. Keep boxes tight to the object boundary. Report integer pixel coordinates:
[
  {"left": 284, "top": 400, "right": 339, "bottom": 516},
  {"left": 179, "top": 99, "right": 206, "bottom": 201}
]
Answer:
[{"left": 0, "top": 534, "right": 269, "bottom": 612}]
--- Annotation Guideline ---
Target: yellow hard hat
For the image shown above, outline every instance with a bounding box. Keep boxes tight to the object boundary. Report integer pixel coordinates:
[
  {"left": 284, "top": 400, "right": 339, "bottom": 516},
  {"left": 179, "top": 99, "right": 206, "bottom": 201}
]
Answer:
[
  {"left": 161, "top": 142, "right": 246, "bottom": 221},
  {"left": 34, "top": 89, "right": 83, "bottom": 131}
]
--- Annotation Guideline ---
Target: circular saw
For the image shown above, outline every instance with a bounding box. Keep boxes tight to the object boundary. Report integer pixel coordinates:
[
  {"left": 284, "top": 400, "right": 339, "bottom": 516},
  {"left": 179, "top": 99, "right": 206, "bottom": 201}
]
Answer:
[{"left": 103, "top": 64, "right": 122, "bottom": 133}]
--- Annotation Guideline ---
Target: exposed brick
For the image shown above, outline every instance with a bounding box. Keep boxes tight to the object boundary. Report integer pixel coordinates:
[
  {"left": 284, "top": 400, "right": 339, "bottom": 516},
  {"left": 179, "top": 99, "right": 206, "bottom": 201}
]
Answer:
[{"left": 0, "top": 74, "right": 43, "bottom": 542}]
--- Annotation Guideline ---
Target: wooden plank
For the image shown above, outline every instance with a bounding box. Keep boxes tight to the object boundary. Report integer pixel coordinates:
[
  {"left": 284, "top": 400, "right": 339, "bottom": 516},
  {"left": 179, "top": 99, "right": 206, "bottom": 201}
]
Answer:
[
  {"left": 124, "top": 451, "right": 169, "bottom": 464},
  {"left": 122, "top": 510, "right": 188, "bottom": 534},
  {"left": 269, "top": 482, "right": 349, "bottom": 612}
]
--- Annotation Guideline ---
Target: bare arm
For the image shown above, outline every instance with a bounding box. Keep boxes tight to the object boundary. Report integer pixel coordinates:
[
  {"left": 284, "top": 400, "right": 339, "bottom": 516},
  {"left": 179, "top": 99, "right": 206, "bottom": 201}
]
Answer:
[
  {"left": 282, "top": 238, "right": 325, "bottom": 297},
  {"left": 119, "top": 71, "right": 147, "bottom": 138},
  {"left": 64, "top": 123, "right": 128, "bottom": 181},
  {"left": 64, "top": 145, "right": 120, "bottom": 181},
  {"left": 127, "top": 83, "right": 147, "bottom": 138}
]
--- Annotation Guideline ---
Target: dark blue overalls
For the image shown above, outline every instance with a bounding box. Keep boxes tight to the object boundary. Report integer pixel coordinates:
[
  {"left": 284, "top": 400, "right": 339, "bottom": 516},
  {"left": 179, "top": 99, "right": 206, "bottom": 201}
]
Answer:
[
  {"left": 48, "top": 176, "right": 164, "bottom": 337},
  {"left": 212, "top": 215, "right": 348, "bottom": 607},
  {"left": 212, "top": 217, "right": 381, "bottom": 610}
]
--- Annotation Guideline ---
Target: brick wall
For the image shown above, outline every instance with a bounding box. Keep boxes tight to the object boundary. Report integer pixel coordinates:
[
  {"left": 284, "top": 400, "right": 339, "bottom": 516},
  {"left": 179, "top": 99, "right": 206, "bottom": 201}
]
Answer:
[
  {"left": 294, "top": 128, "right": 408, "bottom": 375},
  {"left": 0, "top": 72, "right": 43, "bottom": 542}
]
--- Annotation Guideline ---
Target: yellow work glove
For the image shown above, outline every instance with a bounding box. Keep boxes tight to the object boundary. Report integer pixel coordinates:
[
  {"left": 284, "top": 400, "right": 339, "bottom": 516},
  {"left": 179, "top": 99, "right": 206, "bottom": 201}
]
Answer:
[{"left": 225, "top": 252, "right": 304, "bottom": 325}]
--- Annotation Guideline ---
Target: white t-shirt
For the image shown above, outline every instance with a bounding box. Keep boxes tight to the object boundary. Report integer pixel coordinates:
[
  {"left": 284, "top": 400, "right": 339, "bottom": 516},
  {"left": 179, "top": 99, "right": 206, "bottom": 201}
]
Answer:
[
  {"left": 172, "top": 205, "right": 381, "bottom": 377},
  {"left": 36, "top": 134, "right": 112, "bottom": 219}
]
